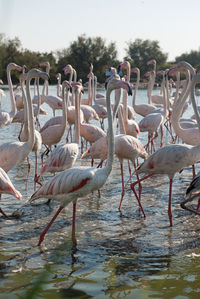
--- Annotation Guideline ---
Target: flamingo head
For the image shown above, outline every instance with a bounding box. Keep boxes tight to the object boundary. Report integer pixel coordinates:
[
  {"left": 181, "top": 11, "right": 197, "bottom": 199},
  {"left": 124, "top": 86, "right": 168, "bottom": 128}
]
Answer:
[
  {"left": 147, "top": 59, "right": 156, "bottom": 66},
  {"left": 63, "top": 64, "right": 73, "bottom": 75},
  {"left": 7, "top": 63, "right": 22, "bottom": 72},
  {"left": 107, "top": 77, "right": 132, "bottom": 96}
]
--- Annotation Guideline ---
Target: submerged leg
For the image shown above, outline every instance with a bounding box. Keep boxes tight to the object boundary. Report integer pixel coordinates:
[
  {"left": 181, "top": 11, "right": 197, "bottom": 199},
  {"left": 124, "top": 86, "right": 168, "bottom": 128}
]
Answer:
[
  {"left": 38, "top": 206, "right": 64, "bottom": 246},
  {"left": 168, "top": 179, "right": 173, "bottom": 227}
]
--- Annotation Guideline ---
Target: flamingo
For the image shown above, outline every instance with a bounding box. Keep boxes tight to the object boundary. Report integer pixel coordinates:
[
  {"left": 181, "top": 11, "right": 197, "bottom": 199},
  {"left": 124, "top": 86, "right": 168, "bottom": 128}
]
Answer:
[
  {"left": 131, "top": 67, "right": 161, "bottom": 117},
  {"left": 0, "top": 63, "right": 22, "bottom": 128},
  {"left": 19, "top": 74, "right": 43, "bottom": 191},
  {"left": 38, "top": 81, "right": 79, "bottom": 177},
  {"left": 40, "top": 78, "right": 70, "bottom": 159},
  {"left": 122, "top": 87, "right": 140, "bottom": 138},
  {"left": 169, "top": 61, "right": 200, "bottom": 146},
  {"left": 130, "top": 70, "right": 200, "bottom": 226},
  {"left": 56, "top": 73, "right": 62, "bottom": 98},
  {"left": 0, "top": 167, "right": 22, "bottom": 218},
  {"left": 117, "top": 61, "right": 136, "bottom": 120},
  {"left": 14, "top": 65, "right": 27, "bottom": 112},
  {"left": 39, "top": 61, "right": 63, "bottom": 116},
  {"left": 0, "top": 69, "right": 49, "bottom": 174},
  {"left": 29, "top": 77, "right": 132, "bottom": 246},
  {"left": 82, "top": 97, "right": 147, "bottom": 209},
  {"left": 138, "top": 70, "right": 168, "bottom": 152}
]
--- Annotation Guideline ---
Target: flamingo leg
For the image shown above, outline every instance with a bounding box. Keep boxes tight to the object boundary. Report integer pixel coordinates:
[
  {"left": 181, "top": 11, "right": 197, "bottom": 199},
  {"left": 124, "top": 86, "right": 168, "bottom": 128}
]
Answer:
[
  {"left": 25, "top": 156, "right": 31, "bottom": 190},
  {"left": 168, "top": 179, "right": 173, "bottom": 227},
  {"left": 118, "top": 163, "right": 125, "bottom": 210},
  {"left": 196, "top": 198, "right": 200, "bottom": 211},
  {"left": 72, "top": 202, "right": 77, "bottom": 245},
  {"left": 0, "top": 208, "right": 9, "bottom": 218},
  {"left": 130, "top": 181, "right": 146, "bottom": 217},
  {"left": 34, "top": 153, "right": 38, "bottom": 191},
  {"left": 38, "top": 206, "right": 64, "bottom": 246},
  {"left": 160, "top": 125, "right": 163, "bottom": 147}
]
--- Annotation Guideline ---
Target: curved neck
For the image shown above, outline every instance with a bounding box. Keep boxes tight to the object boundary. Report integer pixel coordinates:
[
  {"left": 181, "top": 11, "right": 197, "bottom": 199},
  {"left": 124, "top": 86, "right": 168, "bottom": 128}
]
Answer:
[
  {"left": 25, "top": 76, "right": 35, "bottom": 150},
  {"left": 171, "top": 70, "right": 191, "bottom": 136},
  {"left": 132, "top": 70, "right": 140, "bottom": 108},
  {"left": 7, "top": 66, "right": 16, "bottom": 118}
]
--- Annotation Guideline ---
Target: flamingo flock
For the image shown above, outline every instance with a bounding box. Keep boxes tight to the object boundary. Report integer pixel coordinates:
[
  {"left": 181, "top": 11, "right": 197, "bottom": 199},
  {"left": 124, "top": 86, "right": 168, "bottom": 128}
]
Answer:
[{"left": 1, "top": 59, "right": 200, "bottom": 247}]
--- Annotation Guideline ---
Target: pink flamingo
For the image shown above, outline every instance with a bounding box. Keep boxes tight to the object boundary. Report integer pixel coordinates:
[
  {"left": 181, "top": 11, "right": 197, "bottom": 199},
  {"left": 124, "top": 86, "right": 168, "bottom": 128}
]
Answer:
[
  {"left": 29, "top": 77, "right": 132, "bottom": 246},
  {"left": 130, "top": 67, "right": 200, "bottom": 227},
  {"left": 19, "top": 74, "right": 43, "bottom": 191},
  {"left": 0, "top": 63, "right": 22, "bottom": 128},
  {"left": 131, "top": 67, "right": 159, "bottom": 117},
  {"left": 81, "top": 104, "right": 147, "bottom": 209},
  {"left": 40, "top": 79, "right": 70, "bottom": 159},
  {"left": 0, "top": 69, "right": 49, "bottom": 174},
  {"left": 117, "top": 61, "right": 136, "bottom": 120},
  {"left": 138, "top": 70, "right": 168, "bottom": 152},
  {"left": 38, "top": 81, "right": 79, "bottom": 177},
  {"left": 0, "top": 167, "right": 22, "bottom": 218},
  {"left": 56, "top": 73, "right": 62, "bottom": 98},
  {"left": 39, "top": 61, "right": 63, "bottom": 116},
  {"left": 122, "top": 87, "right": 140, "bottom": 138},
  {"left": 170, "top": 61, "right": 200, "bottom": 146}
]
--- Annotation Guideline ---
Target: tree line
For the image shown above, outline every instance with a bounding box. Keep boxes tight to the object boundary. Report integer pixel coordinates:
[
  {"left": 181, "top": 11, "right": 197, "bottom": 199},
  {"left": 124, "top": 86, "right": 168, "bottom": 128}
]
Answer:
[{"left": 0, "top": 33, "right": 199, "bottom": 84}]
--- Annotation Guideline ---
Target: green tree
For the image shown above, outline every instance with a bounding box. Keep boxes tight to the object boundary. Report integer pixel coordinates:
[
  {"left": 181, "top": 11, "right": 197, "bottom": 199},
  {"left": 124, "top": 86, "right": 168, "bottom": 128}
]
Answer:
[
  {"left": 56, "top": 34, "right": 119, "bottom": 83},
  {"left": 125, "top": 38, "right": 168, "bottom": 78},
  {"left": 175, "top": 50, "right": 200, "bottom": 70}
]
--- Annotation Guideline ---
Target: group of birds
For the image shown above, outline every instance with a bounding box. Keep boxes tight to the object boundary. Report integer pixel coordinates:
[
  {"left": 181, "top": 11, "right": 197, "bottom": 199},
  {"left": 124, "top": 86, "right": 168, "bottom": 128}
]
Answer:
[{"left": 0, "top": 59, "right": 200, "bottom": 247}]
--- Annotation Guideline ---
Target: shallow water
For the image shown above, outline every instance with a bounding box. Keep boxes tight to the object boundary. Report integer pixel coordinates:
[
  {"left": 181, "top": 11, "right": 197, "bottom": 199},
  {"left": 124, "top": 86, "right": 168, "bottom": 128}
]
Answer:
[{"left": 0, "top": 85, "right": 200, "bottom": 298}]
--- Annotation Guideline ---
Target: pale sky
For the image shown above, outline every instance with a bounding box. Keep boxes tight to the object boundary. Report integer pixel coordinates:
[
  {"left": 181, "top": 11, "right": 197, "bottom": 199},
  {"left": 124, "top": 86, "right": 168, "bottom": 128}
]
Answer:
[{"left": 0, "top": 0, "right": 200, "bottom": 62}]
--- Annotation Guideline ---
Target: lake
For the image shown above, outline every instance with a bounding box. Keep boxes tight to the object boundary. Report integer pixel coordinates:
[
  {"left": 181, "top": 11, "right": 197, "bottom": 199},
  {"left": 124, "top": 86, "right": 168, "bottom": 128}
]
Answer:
[{"left": 0, "top": 84, "right": 200, "bottom": 299}]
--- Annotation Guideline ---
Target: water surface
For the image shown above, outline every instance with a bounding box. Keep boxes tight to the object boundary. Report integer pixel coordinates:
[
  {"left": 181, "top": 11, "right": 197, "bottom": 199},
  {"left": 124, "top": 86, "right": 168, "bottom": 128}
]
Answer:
[{"left": 0, "top": 85, "right": 200, "bottom": 298}]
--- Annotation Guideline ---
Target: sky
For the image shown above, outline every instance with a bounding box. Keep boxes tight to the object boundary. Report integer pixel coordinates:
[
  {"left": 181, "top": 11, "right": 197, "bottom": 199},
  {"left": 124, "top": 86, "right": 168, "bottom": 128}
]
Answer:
[{"left": 0, "top": 0, "right": 200, "bottom": 62}]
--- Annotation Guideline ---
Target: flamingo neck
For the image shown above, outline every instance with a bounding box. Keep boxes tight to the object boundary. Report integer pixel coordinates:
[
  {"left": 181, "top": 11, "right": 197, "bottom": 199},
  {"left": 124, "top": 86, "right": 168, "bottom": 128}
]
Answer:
[
  {"left": 112, "top": 88, "right": 121, "bottom": 119},
  {"left": 88, "top": 76, "right": 92, "bottom": 105},
  {"left": 104, "top": 88, "right": 114, "bottom": 177},
  {"left": 7, "top": 67, "right": 16, "bottom": 118},
  {"left": 60, "top": 85, "right": 68, "bottom": 137},
  {"left": 122, "top": 89, "right": 128, "bottom": 126},
  {"left": 171, "top": 70, "right": 191, "bottom": 136},
  {"left": 73, "top": 90, "right": 80, "bottom": 145},
  {"left": 25, "top": 76, "right": 35, "bottom": 150},
  {"left": 118, "top": 105, "right": 126, "bottom": 134}
]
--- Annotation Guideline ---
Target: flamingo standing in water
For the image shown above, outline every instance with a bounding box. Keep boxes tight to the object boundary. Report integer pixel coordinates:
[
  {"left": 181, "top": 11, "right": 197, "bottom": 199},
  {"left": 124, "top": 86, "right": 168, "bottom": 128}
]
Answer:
[
  {"left": 0, "top": 63, "right": 22, "bottom": 128},
  {"left": 0, "top": 167, "right": 22, "bottom": 218},
  {"left": 0, "top": 69, "right": 49, "bottom": 174},
  {"left": 130, "top": 70, "right": 200, "bottom": 227},
  {"left": 131, "top": 67, "right": 158, "bottom": 117},
  {"left": 38, "top": 81, "right": 79, "bottom": 178},
  {"left": 29, "top": 77, "right": 132, "bottom": 246},
  {"left": 19, "top": 74, "right": 43, "bottom": 191},
  {"left": 40, "top": 77, "right": 70, "bottom": 159},
  {"left": 138, "top": 70, "right": 168, "bottom": 152}
]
